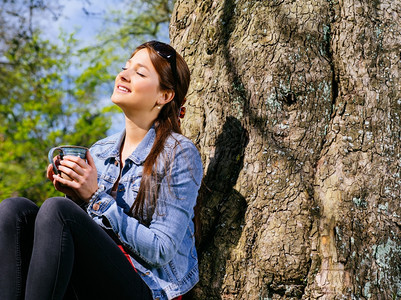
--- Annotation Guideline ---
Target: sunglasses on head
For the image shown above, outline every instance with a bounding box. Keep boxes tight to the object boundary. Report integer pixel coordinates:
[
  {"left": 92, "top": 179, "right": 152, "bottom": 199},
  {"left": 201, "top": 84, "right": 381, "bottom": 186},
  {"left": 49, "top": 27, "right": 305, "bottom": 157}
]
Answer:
[{"left": 148, "top": 41, "right": 178, "bottom": 91}]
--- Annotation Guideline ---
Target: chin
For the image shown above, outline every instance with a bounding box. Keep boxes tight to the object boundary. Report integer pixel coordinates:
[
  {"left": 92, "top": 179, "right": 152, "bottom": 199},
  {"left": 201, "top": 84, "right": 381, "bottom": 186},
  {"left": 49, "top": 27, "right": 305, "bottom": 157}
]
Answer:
[
  {"left": 111, "top": 94, "right": 121, "bottom": 104},
  {"left": 110, "top": 98, "right": 128, "bottom": 113},
  {"left": 111, "top": 99, "right": 124, "bottom": 109}
]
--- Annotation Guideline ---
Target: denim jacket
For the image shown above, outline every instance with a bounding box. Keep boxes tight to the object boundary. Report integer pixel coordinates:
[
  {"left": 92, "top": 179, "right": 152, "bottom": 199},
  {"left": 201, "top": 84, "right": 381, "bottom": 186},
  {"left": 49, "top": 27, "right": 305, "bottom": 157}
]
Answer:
[{"left": 86, "top": 125, "right": 203, "bottom": 300}]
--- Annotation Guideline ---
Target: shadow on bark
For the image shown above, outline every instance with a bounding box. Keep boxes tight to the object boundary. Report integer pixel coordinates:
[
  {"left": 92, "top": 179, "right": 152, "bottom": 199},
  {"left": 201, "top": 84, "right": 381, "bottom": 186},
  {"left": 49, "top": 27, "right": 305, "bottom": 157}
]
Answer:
[{"left": 185, "top": 116, "right": 249, "bottom": 299}]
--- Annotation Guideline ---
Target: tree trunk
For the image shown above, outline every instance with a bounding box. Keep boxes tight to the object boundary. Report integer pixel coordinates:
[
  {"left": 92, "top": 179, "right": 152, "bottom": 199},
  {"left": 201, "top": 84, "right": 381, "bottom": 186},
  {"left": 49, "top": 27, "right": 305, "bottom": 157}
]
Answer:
[{"left": 170, "top": 0, "right": 401, "bottom": 298}]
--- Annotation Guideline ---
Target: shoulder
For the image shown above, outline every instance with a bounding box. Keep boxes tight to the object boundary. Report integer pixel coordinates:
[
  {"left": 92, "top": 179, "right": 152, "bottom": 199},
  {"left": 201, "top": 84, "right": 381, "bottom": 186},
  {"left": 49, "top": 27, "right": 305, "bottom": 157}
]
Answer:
[
  {"left": 89, "top": 131, "right": 123, "bottom": 160},
  {"left": 91, "top": 131, "right": 121, "bottom": 148},
  {"left": 165, "top": 132, "right": 200, "bottom": 157},
  {"left": 164, "top": 132, "right": 203, "bottom": 179}
]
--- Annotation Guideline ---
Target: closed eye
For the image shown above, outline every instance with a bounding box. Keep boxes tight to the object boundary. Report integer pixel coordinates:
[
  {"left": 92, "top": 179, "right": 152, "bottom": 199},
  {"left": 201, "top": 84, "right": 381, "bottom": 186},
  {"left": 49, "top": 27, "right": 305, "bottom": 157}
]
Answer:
[{"left": 121, "top": 67, "right": 145, "bottom": 77}]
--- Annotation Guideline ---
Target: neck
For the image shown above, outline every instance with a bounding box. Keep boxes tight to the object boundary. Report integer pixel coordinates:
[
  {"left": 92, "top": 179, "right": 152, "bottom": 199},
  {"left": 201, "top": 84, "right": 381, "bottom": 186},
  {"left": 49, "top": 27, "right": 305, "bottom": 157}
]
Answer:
[{"left": 123, "top": 115, "right": 155, "bottom": 152}]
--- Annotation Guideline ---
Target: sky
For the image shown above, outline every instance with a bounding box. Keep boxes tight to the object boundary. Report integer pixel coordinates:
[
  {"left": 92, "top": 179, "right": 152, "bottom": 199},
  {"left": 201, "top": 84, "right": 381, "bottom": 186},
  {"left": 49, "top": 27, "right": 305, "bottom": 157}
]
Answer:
[{"left": 41, "top": 0, "right": 124, "bottom": 44}]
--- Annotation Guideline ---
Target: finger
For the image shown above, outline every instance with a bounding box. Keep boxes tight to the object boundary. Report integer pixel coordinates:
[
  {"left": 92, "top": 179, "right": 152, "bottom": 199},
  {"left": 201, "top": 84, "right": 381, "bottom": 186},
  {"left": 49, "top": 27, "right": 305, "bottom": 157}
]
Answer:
[
  {"left": 59, "top": 159, "right": 85, "bottom": 176},
  {"left": 46, "top": 164, "right": 54, "bottom": 180},
  {"left": 86, "top": 151, "right": 96, "bottom": 168},
  {"left": 63, "top": 155, "right": 87, "bottom": 168},
  {"left": 53, "top": 176, "right": 67, "bottom": 192},
  {"left": 53, "top": 177, "right": 66, "bottom": 192},
  {"left": 53, "top": 176, "right": 76, "bottom": 196},
  {"left": 53, "top": 174, "right": 79, "bottom": 189},
  {"left": 51, "top": 155, "right": 61, "bottom": 170},
  {"left": 57, "top": 165, "right": 81, "bottom": 182}
]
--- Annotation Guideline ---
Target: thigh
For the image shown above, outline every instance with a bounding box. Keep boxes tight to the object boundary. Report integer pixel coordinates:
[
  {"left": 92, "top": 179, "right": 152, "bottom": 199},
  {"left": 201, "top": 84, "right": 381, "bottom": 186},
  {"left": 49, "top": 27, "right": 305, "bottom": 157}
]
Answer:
[{"left": 39, "top": 197, "right": 152, "bottom": 300}]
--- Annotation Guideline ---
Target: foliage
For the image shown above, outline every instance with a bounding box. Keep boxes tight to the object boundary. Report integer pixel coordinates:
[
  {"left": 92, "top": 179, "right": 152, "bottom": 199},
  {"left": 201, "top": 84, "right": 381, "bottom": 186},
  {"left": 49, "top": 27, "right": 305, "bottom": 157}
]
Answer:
[
  {"left": 0, "top": 31, "right": 111, "bottom": 202},
  {"left": 79, "top": 0, "right": 174, "bottom": 72},
  {"left": 0, "top": 0, "right": 174, "bottom": 202}
]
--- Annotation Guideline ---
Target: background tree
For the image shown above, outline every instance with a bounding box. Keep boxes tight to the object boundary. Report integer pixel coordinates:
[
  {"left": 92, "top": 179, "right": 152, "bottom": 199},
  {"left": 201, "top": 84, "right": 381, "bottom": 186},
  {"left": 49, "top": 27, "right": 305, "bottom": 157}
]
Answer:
[{"left": 170, "top": 0, "right": 401, "bottom": 298}]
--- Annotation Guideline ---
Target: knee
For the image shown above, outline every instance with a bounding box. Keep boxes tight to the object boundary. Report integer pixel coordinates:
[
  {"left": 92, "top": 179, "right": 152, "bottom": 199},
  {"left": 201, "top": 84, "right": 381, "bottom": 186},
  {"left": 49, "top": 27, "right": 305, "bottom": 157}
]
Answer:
[
  {"left": 40, "top": 197, "right": 72, "bottom": 212},
  {"left": 0, "top": 197, "right": 38, "bottom": 229},
  {"left": 0, "top": 197, "right": 38, "bottom": 217},
  {"left": 35, "top": 197, "right": 75, "bottom": 226}
]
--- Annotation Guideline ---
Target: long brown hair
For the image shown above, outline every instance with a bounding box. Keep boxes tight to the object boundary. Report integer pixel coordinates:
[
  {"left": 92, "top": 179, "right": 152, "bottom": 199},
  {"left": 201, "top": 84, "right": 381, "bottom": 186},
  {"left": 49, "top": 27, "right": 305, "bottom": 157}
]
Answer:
[{"left": 128, "top": 41, "right": 193, "bottom": 225}]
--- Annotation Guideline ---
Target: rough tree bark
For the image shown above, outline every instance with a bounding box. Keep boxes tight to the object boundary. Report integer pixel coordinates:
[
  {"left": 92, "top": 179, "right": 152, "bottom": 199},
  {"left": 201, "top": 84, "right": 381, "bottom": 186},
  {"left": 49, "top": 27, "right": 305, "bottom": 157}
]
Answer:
[{"left": 170, "top": 0, "right": 401, "bottom": 299}]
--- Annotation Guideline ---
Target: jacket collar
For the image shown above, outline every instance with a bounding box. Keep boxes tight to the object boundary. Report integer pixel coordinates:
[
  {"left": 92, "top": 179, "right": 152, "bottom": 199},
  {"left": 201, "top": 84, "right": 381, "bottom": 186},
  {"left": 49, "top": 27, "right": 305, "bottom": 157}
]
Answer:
[
  {"left": 128, "top": 125, "right": 156, "bottom": 165},
  {"left": 96, "top": 125, "right": 156, "bottom": 165}
]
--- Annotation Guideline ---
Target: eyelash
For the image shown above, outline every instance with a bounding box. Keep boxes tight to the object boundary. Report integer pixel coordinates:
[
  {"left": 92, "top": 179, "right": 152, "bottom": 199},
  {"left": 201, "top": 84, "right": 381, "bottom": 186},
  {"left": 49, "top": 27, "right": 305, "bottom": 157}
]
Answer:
[{"left": 121, "top": 67, "right": 145, "bottom": 77}]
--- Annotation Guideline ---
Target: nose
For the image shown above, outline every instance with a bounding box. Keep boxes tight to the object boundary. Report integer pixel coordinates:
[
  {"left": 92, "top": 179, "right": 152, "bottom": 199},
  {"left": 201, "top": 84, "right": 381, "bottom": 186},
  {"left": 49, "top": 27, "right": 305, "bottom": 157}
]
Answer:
[{"left": 119, "top": 70, "right": 130, "bottom": 82}]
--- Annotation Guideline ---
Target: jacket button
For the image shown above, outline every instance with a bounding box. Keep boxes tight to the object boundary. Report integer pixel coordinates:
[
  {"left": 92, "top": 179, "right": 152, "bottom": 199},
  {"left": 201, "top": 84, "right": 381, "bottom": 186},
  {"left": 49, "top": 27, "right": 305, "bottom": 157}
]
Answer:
[{"left": 93, "top": 203, "right": 100, "bottom": 211}]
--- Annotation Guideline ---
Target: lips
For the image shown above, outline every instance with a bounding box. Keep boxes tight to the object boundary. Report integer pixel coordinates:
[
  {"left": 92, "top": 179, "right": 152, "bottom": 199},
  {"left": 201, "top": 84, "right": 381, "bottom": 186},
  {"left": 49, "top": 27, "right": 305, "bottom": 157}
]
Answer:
[{"left": 117, "top": 84, "right": 131, "bottom": 93}]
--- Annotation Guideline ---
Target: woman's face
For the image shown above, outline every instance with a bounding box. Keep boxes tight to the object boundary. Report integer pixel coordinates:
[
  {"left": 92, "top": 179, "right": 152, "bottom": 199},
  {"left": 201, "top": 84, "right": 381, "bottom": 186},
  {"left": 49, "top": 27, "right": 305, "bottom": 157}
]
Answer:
[{"left": 111, "top": 48, "right": 163, "bottom": 116}]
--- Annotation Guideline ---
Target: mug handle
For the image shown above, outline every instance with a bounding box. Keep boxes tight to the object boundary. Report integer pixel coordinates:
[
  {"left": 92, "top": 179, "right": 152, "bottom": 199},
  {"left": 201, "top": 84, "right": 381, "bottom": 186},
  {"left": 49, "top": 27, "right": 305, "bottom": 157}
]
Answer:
[{"left": 48, "top": 147, "right": 65, "bottom": 175}]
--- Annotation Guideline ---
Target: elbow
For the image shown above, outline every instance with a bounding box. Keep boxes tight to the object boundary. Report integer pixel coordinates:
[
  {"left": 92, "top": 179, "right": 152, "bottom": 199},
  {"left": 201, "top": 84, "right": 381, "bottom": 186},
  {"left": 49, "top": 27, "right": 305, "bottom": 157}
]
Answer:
[
  {"left": 148, "top": 244, "right": 176, "bottom": 267},
  {"left": 145, "top": 236, "right": 177, "bottom": 267}
]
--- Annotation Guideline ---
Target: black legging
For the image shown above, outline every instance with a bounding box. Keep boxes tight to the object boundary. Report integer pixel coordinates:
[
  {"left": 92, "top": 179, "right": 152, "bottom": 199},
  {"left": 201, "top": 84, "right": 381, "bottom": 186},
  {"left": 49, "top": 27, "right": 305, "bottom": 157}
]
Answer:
[{"left": 0, "top": 197, "right": 153, "bottom": 300}]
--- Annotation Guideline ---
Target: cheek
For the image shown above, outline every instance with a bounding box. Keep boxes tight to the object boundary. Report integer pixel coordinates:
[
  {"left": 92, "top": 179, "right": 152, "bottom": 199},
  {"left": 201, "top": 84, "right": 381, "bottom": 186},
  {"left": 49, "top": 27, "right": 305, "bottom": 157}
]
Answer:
[{"left": 135, "top": 80, "right": 160, "bottom": 95}]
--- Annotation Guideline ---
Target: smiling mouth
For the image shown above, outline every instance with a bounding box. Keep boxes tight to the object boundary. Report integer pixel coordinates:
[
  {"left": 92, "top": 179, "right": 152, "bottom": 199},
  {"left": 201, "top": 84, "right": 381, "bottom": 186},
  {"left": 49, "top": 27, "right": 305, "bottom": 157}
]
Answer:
[{"left": 117, "top": 85, "right": 131, "bottom": 93}]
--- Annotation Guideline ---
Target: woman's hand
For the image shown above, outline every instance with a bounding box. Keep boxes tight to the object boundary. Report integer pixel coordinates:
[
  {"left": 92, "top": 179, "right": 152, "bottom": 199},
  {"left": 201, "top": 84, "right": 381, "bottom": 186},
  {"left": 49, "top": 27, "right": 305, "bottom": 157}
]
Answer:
[
  {"left": 47, "top": 162, "right": 79, "bottom": 201},
  {"left": 50, "top": 151, "right": 98, "bottom": 202},
  {"left": 47, "top": 156, "right": 80, "bottom": 201}
]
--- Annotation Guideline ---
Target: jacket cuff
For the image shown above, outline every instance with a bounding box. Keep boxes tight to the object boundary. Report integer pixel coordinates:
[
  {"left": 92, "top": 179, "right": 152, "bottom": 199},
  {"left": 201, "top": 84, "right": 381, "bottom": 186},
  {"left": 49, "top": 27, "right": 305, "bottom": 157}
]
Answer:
[{"left": 87, "top": 191, "right": 115, "bottom": 217}]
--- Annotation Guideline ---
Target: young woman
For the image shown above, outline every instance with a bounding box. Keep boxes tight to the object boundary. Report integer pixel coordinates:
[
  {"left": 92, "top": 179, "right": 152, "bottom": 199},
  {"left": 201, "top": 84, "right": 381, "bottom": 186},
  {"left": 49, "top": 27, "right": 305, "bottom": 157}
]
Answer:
[{"left": 0, "top": 41, "right": 203, "bottom": 300}]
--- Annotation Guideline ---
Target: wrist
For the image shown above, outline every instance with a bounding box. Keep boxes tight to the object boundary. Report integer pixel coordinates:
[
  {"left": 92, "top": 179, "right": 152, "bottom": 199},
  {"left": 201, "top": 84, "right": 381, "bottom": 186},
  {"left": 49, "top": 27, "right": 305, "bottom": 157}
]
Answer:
[{"left": 88, "top": 185, "right": 105, "bottom": 203}]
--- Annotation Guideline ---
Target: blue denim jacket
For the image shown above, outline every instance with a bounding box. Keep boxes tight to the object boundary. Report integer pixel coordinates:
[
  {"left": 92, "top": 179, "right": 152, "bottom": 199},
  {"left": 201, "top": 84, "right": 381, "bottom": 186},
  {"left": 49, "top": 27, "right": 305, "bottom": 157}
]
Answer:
[{"left": 86, "top": 126, "right": 203, "bottom": 300}]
